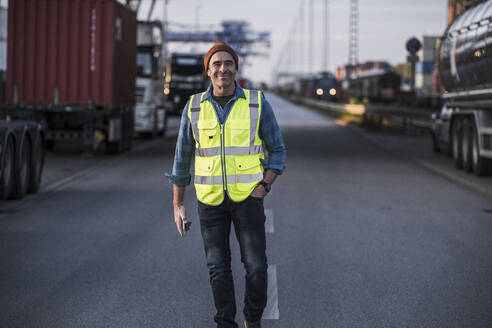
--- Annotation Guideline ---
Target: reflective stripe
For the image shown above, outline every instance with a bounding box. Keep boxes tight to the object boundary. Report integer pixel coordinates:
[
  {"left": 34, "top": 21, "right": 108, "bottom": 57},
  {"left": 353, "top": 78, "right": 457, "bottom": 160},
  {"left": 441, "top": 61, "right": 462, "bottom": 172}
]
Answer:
[
  {"left": 195, "top": 175, "right": 224, "bottom": 185},
  {"left": 195, "top": 147, "right": 221, "bottom": 157},
  {"left": 224, "top": 145, "right": 263, "bottom": 156},
  {"left": 195, "top": 173, "right": 263, "bottom": 185},
  {"left": 227, "top": 172, "right": 264, "bottom": 184},
  {"left": 191, "top": 92, "right": 202, "bottom": 110},
  {"left": 190, "top": 93, "right": 203, "bottom": 145},
  {"left": 196, "top": 145, "right": 263, "bottom": 157},
  {"left": 249, "top": 90, "right": 259, "bottom": 147}
]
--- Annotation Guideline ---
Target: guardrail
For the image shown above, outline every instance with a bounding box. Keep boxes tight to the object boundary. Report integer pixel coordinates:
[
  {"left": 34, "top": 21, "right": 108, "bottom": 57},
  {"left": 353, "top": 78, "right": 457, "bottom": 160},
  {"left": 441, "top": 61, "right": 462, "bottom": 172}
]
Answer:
[{"left": 281, "top": 93, "right": 436, "bottom": 132}]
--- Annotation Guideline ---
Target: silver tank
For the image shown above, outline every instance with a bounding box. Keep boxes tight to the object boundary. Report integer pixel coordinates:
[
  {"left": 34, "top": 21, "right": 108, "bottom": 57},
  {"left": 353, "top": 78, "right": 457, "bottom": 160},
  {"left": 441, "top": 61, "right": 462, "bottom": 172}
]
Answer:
[{"left": 439, "top": 0, "right": 492, "bottom": 97}]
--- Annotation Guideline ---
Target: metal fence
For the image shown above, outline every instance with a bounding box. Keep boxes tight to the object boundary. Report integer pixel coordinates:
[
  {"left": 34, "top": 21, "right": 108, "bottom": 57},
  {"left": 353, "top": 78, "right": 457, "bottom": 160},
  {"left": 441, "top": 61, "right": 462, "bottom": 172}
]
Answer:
[{"left": 283, "top": 94, "right": 435, "bottom": 132}]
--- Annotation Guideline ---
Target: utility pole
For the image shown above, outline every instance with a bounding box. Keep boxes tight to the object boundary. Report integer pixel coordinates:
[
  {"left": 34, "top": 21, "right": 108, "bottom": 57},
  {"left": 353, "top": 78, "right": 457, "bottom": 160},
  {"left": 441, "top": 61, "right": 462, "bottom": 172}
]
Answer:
[
  {"left": 309, "top": 0, "right": 313, "bottom": 75},
  {"left": 348, "top": 0, "right": 359, "bottom": 69},
  {"left": 299, "top": 0, "right": 304, "bottom": 76},
  {"left": 162, "top": 0, "right": 169, "bottom": 63},
  {"left": 323, "top": 0, "right": 329, "bottom": 72},
  {"left": 195, "top": 4, "right": 202, "bottom": 33}
]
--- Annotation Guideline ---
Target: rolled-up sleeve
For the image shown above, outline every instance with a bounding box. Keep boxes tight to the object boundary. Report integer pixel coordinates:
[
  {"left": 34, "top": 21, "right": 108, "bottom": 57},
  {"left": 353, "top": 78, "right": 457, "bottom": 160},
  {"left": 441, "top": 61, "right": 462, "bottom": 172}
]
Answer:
[
  {"left": 165, "top": 101, "right": 195, "bottom": 186},
  {"left": 259, "top": 97, "right": 286, "bottom": 175}
]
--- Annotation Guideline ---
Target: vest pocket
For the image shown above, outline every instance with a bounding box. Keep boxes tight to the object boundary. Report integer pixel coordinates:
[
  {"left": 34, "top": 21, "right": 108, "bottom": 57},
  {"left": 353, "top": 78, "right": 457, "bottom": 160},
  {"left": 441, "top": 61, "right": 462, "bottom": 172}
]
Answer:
[
  {"left": 229, "top": 120, "right": 250, "bottom": 147},
  {"left": 198, "top": 120, "right": 218, "bottom": 140},
  {"left": 234, "top": 157, "right": 262, "bottom": 192},
  {"left": 236, "top": 156, "right": 260, "bottom": 172},
  {"left": 196, "top": 157, "right": 214, "bottom": 175},
  {"left": 195, "top": 157, "right": 215, "bottom": 194}
]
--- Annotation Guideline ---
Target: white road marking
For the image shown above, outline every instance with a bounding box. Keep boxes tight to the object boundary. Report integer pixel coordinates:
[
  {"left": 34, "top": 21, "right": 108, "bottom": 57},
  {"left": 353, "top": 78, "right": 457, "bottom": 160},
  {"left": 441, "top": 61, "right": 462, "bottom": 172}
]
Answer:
[
  {"left": 263, "top": 209, "right": 278, "bottom": 320},
  {"left": 263, "top": 265, "right": 279, "bottom": 320},
  {"left": 265, "top": 209, "right": 274, "bottom": 233}
]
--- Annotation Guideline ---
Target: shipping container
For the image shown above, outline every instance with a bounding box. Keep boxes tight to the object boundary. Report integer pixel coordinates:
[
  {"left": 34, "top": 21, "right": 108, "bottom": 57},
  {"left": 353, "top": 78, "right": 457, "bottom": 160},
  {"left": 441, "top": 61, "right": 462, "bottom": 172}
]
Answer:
[
  {"left": 6, "top": 0, "right": 136, "bottom": 107},
  {"left": 1, "top": 0, "right": 137, "bottom": 153},
  {"left": 1, "top": 6, "right": 6, "bottom": 105}
]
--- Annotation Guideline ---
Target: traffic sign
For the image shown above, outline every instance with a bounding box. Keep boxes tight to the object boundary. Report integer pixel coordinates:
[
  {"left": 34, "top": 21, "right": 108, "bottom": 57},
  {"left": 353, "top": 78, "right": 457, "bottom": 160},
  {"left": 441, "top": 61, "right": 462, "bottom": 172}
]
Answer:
[{"left": 406, "top": 37, "right": 422, "bottom": 55}]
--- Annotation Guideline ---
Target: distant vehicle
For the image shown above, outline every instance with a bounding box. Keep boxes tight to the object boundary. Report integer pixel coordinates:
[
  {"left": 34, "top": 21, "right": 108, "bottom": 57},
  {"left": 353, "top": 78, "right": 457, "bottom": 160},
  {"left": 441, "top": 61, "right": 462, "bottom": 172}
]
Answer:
[
  {"left": 0, "top": 0, "right": 136, "bottom": 154},
  {"left": 346, "top": 68, "right": 401, "bottom": 103},
  {"left": 163, "top": 53, "right": 208, "bottom": 116},
  {"left": 431, "top": 0, "right": 492, "bottom": 176},
  {"left": 134, "top": 21, "right": 167, "bottom": 138},
  {"left": 308, "top": 72, "right": 338, "bottom": 101},
  {"left": 292, "top": 72, "right": 338, "bottom": 102}
]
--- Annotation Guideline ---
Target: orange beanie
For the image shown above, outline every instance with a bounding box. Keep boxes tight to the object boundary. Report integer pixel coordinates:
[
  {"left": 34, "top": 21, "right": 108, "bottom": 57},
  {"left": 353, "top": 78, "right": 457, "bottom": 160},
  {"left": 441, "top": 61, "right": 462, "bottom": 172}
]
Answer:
[{"left": 204, "top": 42, "right": 239, "bottom": 72}]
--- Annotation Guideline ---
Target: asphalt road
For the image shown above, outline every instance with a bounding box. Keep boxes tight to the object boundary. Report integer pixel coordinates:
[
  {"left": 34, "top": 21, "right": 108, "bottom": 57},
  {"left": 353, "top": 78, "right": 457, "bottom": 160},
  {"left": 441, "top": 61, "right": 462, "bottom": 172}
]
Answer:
[{"left": 1, "top": 93, "right": 492, "bottom": 328}]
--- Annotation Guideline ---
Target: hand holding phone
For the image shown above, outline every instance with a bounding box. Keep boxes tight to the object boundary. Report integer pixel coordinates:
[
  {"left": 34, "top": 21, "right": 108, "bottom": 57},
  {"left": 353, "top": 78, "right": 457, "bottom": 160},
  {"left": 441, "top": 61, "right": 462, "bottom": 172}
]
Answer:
[{"left": 182, "top": 220, "right": 192, "bottom": 237}]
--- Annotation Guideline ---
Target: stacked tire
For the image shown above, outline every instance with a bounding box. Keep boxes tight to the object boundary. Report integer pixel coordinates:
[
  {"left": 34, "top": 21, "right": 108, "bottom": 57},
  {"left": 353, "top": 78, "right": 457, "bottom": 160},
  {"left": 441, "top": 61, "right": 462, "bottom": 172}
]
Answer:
[{"left": 0, "top": 121, "right": 45, "bottom": 200}]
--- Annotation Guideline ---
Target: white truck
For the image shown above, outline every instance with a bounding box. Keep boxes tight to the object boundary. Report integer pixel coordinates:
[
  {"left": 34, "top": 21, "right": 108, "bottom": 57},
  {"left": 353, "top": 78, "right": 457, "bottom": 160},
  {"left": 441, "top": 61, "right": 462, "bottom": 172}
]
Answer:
[
  {"left": 431, "top": 1, "right": 492, "bottom": 176},
  {"left": 135, "top": 21, "right": 167, "bottom": 138}
]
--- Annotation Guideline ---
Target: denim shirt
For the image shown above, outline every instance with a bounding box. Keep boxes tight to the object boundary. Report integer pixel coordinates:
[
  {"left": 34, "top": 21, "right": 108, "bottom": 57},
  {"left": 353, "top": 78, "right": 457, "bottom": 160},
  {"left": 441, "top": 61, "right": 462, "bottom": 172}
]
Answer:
[{"left": 167, "top": 81, "right": 286, "bottom": 186}]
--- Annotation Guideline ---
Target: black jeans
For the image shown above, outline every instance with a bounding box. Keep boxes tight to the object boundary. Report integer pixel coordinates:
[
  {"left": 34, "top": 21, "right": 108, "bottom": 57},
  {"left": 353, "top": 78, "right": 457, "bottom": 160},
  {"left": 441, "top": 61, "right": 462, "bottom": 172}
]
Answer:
[{"left": 198, "top": 195, "right": 268, "bottom": 328}]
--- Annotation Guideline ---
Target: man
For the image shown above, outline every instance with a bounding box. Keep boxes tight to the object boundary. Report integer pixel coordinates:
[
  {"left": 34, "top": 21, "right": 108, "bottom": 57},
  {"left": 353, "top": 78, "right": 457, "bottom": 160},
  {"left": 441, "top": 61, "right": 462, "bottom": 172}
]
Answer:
[{"left": 167, "top": 42, "right": 286, "bottom": 328}]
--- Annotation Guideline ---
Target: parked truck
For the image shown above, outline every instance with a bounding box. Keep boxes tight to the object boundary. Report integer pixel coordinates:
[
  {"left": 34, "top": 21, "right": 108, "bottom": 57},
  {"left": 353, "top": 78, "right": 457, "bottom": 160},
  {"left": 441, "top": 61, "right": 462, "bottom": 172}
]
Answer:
[
  {"left": 163, "top": 53, "right": 208, "bottom": 116},
  {"left": 134, "top": 20, "right": 167, "bottom": 137},
  {"left": 431, "top": 0, "right": 492, "bottom": 175},
  {"left": 0, "top": 0, "right": 136, "bottom": 154}
]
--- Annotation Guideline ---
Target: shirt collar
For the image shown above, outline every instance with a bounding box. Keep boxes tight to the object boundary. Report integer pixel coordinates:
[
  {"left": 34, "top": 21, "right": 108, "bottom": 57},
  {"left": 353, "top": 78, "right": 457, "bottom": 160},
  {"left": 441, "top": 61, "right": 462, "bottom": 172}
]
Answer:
[{"left": 202, "top": 80, "right": 246, "bottom": 103}]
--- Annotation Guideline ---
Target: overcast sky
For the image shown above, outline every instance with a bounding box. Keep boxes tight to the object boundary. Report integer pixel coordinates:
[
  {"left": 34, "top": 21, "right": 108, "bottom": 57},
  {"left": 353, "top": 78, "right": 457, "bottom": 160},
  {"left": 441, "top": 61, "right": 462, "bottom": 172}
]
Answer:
[
  {"left": 1, "top": 0, "right": 448, "bottom": 84},
  {"left": 138, "top": 0, "right": 448, "bottom": 84}
]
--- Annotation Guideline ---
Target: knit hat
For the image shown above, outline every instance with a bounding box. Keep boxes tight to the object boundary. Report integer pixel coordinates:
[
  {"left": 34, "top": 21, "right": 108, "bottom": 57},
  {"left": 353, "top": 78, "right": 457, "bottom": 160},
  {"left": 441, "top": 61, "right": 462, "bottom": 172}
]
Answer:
[{"left": 204, "top": 42, "right": 239, "bottom": 72}]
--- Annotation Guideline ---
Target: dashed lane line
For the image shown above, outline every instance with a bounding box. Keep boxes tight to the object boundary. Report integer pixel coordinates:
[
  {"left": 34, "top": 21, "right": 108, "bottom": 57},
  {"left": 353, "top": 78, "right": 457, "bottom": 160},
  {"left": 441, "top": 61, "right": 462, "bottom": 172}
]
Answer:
[
  {"left": 263, "top": 208, "right": 279, "bottom": 321},
  {"left": 265, "top": 209, "right": 274, "bottom": 233},
  {"left": 263, "top": 264, "right": 279, "bottom": 320}
]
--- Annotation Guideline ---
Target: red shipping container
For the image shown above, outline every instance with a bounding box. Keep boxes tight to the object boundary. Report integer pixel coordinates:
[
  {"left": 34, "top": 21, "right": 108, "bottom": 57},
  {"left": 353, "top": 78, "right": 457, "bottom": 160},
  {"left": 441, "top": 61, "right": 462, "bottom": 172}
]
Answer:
[{"left": 6, "top": 0, "right": 136, "bottom": 108}]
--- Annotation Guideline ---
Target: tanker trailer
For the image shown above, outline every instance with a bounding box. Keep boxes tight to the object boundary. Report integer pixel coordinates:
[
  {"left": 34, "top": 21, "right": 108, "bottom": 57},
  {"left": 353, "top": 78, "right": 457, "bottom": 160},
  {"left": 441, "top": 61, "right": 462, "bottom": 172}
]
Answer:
[{"left": 432, "top": 0, "right": 492, "bottom": 175}]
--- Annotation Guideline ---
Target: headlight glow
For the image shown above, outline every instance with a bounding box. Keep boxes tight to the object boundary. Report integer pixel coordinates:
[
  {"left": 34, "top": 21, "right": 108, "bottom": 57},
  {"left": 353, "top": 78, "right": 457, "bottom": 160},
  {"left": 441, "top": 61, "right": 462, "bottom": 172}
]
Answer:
[{"left": 316, "top": 88, "right": 324, "bottom": 96}]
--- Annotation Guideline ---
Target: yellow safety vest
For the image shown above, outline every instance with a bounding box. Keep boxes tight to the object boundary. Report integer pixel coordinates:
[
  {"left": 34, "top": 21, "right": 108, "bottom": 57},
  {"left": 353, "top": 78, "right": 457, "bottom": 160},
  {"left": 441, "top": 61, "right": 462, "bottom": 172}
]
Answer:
[{"left": 188, "top": 88, "right": 265, "bottom": 205}]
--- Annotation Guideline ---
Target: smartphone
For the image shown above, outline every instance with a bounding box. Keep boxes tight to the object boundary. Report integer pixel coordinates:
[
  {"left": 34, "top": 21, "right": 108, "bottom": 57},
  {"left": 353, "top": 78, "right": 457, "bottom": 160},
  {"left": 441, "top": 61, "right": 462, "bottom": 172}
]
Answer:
[{"left": 182, "top": 221, "right": 191, "bottom": 236}]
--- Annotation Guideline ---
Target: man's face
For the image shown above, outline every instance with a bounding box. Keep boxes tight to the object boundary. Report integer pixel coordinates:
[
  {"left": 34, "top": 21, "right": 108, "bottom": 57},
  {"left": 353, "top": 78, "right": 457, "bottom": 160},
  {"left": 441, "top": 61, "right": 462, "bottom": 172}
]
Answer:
[{"left": 207, "top": 51, "right": 237, "bottom": 90}]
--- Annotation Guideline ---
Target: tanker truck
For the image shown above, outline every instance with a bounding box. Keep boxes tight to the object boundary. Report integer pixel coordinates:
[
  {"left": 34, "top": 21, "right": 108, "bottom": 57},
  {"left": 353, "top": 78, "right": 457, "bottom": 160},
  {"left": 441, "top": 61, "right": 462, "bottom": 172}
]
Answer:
[{"left": 431, "top": 0, "right": 492, "bottom": 176}]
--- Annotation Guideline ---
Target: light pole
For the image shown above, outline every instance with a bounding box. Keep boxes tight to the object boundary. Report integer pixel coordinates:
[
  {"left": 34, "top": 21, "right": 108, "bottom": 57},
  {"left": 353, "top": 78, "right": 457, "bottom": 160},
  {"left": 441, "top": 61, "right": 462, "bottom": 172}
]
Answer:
[
  {"left": 162, "top": 0, "right": 169, "bottom": 62},
  {"left": 195, "top": 4, "right": 202, "bottom": 34}
]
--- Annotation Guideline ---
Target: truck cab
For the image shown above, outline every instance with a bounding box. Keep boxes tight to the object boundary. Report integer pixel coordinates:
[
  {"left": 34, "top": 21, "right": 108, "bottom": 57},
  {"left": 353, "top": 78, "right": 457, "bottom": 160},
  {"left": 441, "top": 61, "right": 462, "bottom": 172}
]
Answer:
[
  {"left": 135, "top": 21, "right": 166, "bottom": 137},
  {"left": 163, "top": 53, "right": 208, "bottom": 117}
]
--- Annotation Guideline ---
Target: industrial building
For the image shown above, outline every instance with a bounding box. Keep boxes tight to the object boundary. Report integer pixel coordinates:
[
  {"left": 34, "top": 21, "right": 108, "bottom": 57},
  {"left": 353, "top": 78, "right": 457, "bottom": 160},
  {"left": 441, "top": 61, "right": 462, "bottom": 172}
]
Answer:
[{"left": 447, "top": 0, "right": 487, "bottom": 23}]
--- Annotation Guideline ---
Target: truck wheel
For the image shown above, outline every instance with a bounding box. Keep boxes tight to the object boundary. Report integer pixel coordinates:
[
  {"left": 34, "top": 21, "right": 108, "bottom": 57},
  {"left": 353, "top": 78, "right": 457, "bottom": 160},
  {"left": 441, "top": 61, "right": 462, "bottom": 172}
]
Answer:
[
  {"left": 471, "top": 120, "right": 492, "bottom": 176},
  {"left": 28, "top": 135, "right": 45, "bottom": 194},
  {"left": 124, "top": 110, "right": 133, "bottom": 151},
  {"left": 11, "top": 137, "right": 31, "bottom": 200},
  {"left": 430, "top": 130, "right": 441, "bottom": 153},
  {"left": 161, "top": 110, "right": 168, "bottom": 138},
  {"left": 0, "top": 135, "right": 15, "bottom": 200},
  {"left": 46, "top": 140, "right": 55, "bottom": 150},
  {"left": 462, "top": 118, "right": 473, "bottom": 172},
  {"left": 451, "top": 119, "right": 463, "bottom": 169},
  {"left": 107, "top": 140, "right": 123, "bottom": 154}
]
